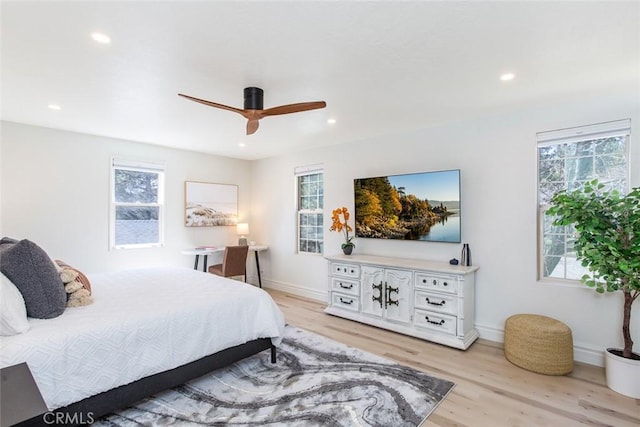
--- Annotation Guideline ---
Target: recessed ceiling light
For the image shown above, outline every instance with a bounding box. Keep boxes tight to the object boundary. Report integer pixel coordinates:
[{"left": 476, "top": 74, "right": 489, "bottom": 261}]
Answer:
[
  {"left": 91, "top": 32, "right": 111, "bottom": 44},
  {"left": 48, "top": 104, "right": 61, "bottom": 110},
  {"left": 238, "top": 143, "right": 246, "bottom": 148},
  {"left": 327, "top": 118, "right": 337, "bottom": 125},
  {"left": 500, "top": 73, "right": 515, "bottom": 81}
]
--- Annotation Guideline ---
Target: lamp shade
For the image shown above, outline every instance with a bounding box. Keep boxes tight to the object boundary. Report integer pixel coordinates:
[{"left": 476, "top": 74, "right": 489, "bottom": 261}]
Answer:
[{"left": 236, "top": 223, "right": 249, "bottom": 235}]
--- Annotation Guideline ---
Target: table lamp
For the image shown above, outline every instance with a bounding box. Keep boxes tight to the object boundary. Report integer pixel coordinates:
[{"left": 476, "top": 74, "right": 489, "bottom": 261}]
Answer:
[{"left": 237, "top": 223, "right": 249, "bottom": 245}]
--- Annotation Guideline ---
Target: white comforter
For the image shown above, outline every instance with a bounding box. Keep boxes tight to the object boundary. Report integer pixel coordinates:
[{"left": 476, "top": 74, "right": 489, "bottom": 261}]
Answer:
[{"left": 0, "top": 267, "right": 285, "bottom": 410}]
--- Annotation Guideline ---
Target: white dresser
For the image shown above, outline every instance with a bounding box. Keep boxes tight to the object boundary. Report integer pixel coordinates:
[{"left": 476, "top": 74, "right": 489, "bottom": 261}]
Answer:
[{"left": 325, "top": 253, "right": 479, "bottom": 350}]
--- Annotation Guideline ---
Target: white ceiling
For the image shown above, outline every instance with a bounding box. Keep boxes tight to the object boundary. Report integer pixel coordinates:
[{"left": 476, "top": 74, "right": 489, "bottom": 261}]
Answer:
[{"left": 2, "top": 1, "right": 639, "bottom": 160}]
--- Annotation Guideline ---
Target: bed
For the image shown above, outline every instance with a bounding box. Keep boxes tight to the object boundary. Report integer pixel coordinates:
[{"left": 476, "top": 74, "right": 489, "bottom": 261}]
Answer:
[{"left": 0, "top": 266, "right": 285, "bottom": 426}]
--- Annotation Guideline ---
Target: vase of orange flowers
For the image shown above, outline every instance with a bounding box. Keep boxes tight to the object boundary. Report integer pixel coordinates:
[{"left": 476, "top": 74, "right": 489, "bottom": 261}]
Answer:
[{"left": 330, "top": 207, "right": 355, "bottom": 255}]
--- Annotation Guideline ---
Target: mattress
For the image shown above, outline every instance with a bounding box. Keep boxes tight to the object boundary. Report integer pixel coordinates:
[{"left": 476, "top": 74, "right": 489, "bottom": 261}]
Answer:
[{"left": 0, "top": 267, "right": 285, "bottom": 410}]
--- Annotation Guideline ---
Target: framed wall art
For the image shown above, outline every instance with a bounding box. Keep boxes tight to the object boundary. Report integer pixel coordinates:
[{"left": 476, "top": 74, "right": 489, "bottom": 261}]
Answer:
[{"left": 184, "top": 181, "right": 238, "bottom": 227}]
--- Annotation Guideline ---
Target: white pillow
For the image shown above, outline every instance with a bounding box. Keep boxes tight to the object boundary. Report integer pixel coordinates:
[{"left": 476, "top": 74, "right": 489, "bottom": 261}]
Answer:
[{"left": 0, "top": 272, "right": 30, "bottom": 335}]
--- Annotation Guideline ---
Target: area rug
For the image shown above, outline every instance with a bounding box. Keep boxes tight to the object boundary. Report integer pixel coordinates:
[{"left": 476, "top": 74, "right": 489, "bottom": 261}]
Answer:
[{"left": 95, "top": 326, "right": 455, "bottom": 426}]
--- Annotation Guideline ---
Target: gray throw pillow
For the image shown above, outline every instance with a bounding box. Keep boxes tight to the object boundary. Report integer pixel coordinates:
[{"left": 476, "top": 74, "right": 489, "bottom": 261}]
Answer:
[
  {"left": 0, "top": 237, "right": 18, "bottom": 246},
  {"left": 0, "top": 239, "right": 66, "bottom": 319}
]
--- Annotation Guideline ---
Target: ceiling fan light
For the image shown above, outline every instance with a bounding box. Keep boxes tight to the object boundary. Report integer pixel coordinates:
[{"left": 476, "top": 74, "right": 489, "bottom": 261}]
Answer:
[
  {"left": 500, "top": 73, "right": 515, "bottom": 81},
  {"left": 91, "top": 32, "right": 111, "bottom": 44},
  {"left": 244, "top": 87, "right": 263, "bottom": 110}
]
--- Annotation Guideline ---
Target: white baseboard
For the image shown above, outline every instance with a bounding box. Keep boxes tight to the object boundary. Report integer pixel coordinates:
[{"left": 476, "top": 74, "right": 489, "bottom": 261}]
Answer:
[
  {"left": 252, "top": 281, "right": 606, "bottom": 368},
  {"left": 572, "top": 343, "right": 605, "bottom": 367},
  {"left": 476, "top": 322, "right": 605, "bottom": 367},
  {"left": 250, "top": 276, "right": 327, "bottom": 303}
]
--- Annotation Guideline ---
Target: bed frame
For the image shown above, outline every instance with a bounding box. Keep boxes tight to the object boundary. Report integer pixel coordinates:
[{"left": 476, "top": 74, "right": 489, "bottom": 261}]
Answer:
[{"left": 17, "top": 338, "right": 276, "bottom": 426}]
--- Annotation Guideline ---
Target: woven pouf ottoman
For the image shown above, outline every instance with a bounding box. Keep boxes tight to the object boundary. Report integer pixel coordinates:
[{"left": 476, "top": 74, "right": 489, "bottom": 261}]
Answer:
[{"left": 504, "top": 314, "right": 574, "bottom": 375}]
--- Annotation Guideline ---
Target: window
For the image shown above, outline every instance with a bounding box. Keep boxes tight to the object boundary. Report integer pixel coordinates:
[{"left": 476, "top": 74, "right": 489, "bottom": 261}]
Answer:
[
  {"left": 537, "top": 119, "right": 630, "bottom": 281},
  {"left": 110, "top": 159, "right": 165, "bottom": 249},
  {"left": 296, "top": 164, "right": 324, "bottom": 254}
]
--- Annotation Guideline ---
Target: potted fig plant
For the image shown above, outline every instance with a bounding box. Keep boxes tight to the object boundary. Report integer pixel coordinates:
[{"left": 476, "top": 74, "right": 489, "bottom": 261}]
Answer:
[
  {"left": 330, "top": 207, "right": 355, "bottom": 255},
  {"left": 546, "top": 179, "right": 639, "bottom": 398}
]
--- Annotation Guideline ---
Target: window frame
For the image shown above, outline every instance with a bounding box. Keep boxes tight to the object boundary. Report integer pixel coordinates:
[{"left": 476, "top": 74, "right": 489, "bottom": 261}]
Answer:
[
  {"left": 295, "top": 164, "right": 324, "bottom": 255},
  {"left": 109, "top": 158, "right": 165, "bottom": 250},
  {"left": 536, "top": 119, "right": 631, "bottom": 283}
]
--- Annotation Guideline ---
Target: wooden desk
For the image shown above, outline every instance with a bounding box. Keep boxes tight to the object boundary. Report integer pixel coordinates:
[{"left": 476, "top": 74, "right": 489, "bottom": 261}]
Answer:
[
  {"left": 180, "top": 247, "right": 221, "bottom": 272},
  {"left": 249, "top": 245, "right": 268, "bottom": 288},
  {"left": 181, "top": 245, "right": 268, "bottom": 287}
]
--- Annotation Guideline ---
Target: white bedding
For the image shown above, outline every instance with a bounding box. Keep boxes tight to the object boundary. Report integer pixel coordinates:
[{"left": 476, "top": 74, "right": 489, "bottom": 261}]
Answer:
[{"left": 0, "top": 267, "right": 285, "bottom": 410}]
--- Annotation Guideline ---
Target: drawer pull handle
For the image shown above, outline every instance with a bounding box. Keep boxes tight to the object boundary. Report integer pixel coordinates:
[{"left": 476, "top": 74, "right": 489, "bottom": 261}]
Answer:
[
  {"left": 339, "top": 283, "right": 353, "bottom": 289},
  {"left": 443, "top": 282, "right": 448, "bottom": 287},
  {"left": 425, "top": 316, "right": 445, "bottom": 326},
  {"left": 426, "top": 298, "right": 446, "bottom": 306},
  {"left": 422, "top": 279, "right": 427, "bottom": 283},
  {"left": 350, "top": 269, "right": 354, "bottom": 273},
  {"left": 339, "top": 297, "right": 353, "bottom": 305},
  {"left": 432, "top": 279, "right": 437, "bottom": 285}
]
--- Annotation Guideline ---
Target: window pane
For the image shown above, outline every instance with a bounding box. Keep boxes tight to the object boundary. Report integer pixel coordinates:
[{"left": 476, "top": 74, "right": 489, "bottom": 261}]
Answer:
[
  {"left": 543, "top": 233, "right": 566, "bottom": 257},
  {"left": 115, "top": 206, "right": 159, "bottom": 245},
  {"left": 300, "top": 213, "right": 310, "bottom": 225},
  {"left": 594, "top": 136, "right": 625, "bottom": 155},
  {"left": 538, "top": 159, "right": 564, "bottom": 183},
  {"left": 539, "top": 180, "right": 565, "bottom": 206},
  {"left": 566, "top": 157, "right": 593, "bottom": 181},
  {"left": 573, "top": 141, "right": 593, "bottom": 157},
  {"left": 115, "top": 169, "right": 159, "bottom": 203},
  {"left": 544, "top": 256, "right": 564, "bottom": 278},
  {"left": 595, "top": 155, "right": 627, "bottom": 180},
  {"left": 542, "top": 214, "right": 564, "bottom": 235},
  {"left": 539, "top": 144, "right": 565, "bottom": 160}
]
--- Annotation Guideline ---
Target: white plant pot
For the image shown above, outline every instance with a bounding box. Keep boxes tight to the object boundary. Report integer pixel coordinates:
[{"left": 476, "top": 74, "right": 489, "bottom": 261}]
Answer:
[{"left": 604, "top": 348, "right": 640, "bottom": 399}]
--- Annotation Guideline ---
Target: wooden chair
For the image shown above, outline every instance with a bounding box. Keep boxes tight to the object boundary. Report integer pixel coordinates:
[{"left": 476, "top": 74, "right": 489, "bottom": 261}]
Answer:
[{"left": 208, "top": 245, "right": 249, "bottom": 282}]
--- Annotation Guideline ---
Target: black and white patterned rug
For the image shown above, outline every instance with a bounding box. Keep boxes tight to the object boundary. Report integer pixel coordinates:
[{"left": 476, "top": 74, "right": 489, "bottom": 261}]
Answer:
[{"left": 96, "top": 326, "right": 455, "bottom": 426}]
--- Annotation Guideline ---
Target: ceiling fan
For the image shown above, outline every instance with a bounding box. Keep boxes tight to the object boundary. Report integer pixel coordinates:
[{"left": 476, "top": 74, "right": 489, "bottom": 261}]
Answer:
[{"left": 178, "top": 87, "right": 326, "bottom": 135}]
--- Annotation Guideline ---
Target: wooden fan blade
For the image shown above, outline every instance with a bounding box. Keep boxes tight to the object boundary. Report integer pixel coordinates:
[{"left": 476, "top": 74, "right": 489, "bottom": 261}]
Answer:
[
  {"left": 246, "top": 119, "right": 260, "bottom": 135},
  {"left": 178, "top": 93, "right": 247, "bottom": 116},
  {"left": 261, "top": 101, "right": 326, "bottom": 116}
]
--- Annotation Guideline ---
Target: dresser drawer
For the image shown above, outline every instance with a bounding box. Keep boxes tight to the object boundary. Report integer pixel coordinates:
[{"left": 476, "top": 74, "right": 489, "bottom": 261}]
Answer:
[
  {"left": 414, "top": 308, "right": 457, "bottom": 335},
  {"left": 414, "top": 290, "right": 457, "bottom": 316},
  {"left": 331, "top": 263, "right": 361, "bottom": 279},
  {"left": 414, "top": 272, "right": 457, "bottom": 294},
  {"left": 331, "top": 278, "right": 360, "bottom": 296},
  {"left": 331, "top": 292, "right": 359, "bottom": 312}
]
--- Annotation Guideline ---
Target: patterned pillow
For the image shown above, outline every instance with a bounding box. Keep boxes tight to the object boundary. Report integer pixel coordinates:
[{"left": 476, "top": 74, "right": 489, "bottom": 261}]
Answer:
[
  {"left": 0, "top": 239, "right": 66, "bottom": 319},
  {"left": 55, "top": 260, "right": 92, "bottom": 294}
]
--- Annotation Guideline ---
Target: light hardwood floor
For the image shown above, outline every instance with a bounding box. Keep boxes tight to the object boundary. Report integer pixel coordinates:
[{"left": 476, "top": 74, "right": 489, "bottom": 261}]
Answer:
[{"left": 266, "top": 289, "right": 639, "bottom": 427}]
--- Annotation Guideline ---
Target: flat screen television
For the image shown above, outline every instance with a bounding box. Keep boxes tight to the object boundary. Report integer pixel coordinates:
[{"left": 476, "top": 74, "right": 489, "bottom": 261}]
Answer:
[{"left": 354, "top": 169, "right": 461, "bottom": 243}]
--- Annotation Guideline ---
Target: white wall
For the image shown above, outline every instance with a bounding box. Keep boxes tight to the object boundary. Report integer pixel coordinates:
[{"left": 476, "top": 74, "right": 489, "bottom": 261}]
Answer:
[
  {"left": 251, "top": 91, "right": 640, "bottom": 366},
  {"left": 0, "top": 122, "right": 253, "bottom": 275}
]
